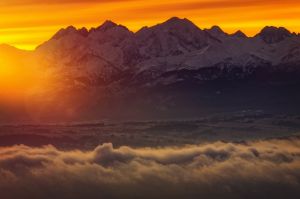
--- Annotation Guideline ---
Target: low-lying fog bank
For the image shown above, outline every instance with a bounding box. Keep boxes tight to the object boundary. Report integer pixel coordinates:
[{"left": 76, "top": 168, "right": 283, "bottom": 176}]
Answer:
[{"left": 1, "top": 137, "right": 300, "bottom": 199}]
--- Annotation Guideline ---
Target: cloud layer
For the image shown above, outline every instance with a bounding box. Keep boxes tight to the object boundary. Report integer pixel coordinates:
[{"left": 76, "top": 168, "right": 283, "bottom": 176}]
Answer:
[{"left": 1, "top": 138, "right": 300, "bottom": 199}]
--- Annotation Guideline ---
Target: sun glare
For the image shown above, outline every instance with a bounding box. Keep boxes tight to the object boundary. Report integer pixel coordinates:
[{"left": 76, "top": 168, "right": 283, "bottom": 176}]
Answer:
[{"left": 0, "top": 48, "right": 47, "bottom": 103}]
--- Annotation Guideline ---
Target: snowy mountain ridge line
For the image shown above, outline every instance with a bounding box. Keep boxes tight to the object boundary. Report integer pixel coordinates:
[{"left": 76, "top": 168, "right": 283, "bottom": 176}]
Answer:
[
  {"left": 2, "top": 17, "right": 300, "bottom": 87},
  {"left": 46, "top": 17, "right": 299, "bottom": 41},
  {"left": 1, "top": 17, "right": 300, "bottom": 121}
]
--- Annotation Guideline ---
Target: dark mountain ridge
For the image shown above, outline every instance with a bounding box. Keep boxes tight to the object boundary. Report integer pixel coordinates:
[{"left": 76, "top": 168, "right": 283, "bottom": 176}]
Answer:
[{"left": 1, "top": 17, "right": 300, "bottom": 122}]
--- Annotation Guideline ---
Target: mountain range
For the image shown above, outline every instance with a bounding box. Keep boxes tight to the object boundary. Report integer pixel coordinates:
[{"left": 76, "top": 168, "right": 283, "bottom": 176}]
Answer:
[{"left": 1, "top": 17, "right": 300, "bottom": 122}]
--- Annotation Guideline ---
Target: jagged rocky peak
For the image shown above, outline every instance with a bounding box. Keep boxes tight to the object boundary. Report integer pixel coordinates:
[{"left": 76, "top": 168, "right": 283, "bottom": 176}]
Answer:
[
  {"left": 100, "top": 20, "right": 118, "bottom": 30},
  {"left": 231, "top": 30, "right": 247, "bottom": 38},
  {"left": 135, "top": 17, "right": 211, "bottom": 57},
  {"left": 257, "top": 26, "right": 292, "bottom": 44},
  {"left": 206, "top": 25, "right": 226, "bottom": 37},
  {"left": 52, "top": 20, "right": 130, "bottom": 40},
  {"left": 91, "top": 20, "right": 129, "bottom": 33},
  {"left": 52, "top": 26, "right": 88, "bottom": 40},
  {"left": 163, "top": 17, "right": 196, "bottom": 27},
  {"left": 141, "top": 17, "right": 201, "bottom": 32},
  {"left": 78, "top": 27, "right": 89, "bottom": 37},
  {"left": 87, "top": 20, "right": 133, "bottom": 46}
]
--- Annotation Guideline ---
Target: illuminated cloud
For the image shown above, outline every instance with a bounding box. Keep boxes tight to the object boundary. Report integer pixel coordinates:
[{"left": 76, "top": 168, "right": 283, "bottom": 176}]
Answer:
[{"left": 1, "top": 138, "right": 300, "bottom": 199}]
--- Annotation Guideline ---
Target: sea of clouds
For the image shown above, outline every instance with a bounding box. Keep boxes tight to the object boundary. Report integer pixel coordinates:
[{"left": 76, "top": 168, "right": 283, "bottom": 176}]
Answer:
[{"left": 1, "top": 138, "right": 300, "bottom": 199}]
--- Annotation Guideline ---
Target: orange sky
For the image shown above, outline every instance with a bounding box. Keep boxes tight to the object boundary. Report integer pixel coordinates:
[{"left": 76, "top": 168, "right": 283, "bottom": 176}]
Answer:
[{"left": 1, "top": 0, "right": 300, "bottom": 50}]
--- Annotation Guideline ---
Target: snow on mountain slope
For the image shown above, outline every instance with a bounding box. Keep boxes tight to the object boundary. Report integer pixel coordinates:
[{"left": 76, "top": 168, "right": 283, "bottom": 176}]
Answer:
[
  {"left": 12, "top": 17, "right": 300, "bottom": 88},
  {"left": 35, "top": 21, "right": 139, "bottom": 86},
  {"left": 135, "top": 17, "right": 218, "bottom": 58},
  {"left": 3, "top": 18, "right": 300, "bottom": 121},
  {"left": 256, "top": 26, "right": 293, "bottom": 44}
]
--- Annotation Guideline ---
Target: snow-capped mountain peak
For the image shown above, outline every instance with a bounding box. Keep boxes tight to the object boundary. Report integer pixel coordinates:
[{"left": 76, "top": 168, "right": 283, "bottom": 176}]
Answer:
[
  {"left": 96, "top": 20, "right": 118, "bottom": 31},
  {"left": 205, "top": 25, "right": 226, "bottom": 37},
  {"left": 52, "top": 26, "right": 89, "bottom": 40},
  {"left": 135, "top": 17, "right": 215, "bottom": 58},
  {"left": 256, "top": 26, "right": 292, "bottom": 44},
  {"left": 3, "top": 17, "right": 300, "bottom": 121},
  {"left": 231, "top": 30, "right": 247, "bottom": 38},
  {"left": 90, "top": 20, "right": 130, "bottom": 33},
  {"left": 31, "top": 17, "right": 300, "bottom": 89}
]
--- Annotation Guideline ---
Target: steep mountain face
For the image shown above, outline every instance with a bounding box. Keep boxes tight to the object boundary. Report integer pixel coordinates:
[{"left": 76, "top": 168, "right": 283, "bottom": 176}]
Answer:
[
  {"left": 34, "top": 17, "right": 300, "bottom": 86},
  {"left": 2, "top": 17, "right": 300, "bottom": 121},
  {"left": 205, "top": 25, "right": 228, "bottom": 39},
  {"left": 136, "top": 17, "right": 216, "bottom": 57},
  {"left": 230, "top": 30, "right": 247, "bottom": 38},
  {"left": 256, "top": 26, "right": 293, "bottom": 44}
]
